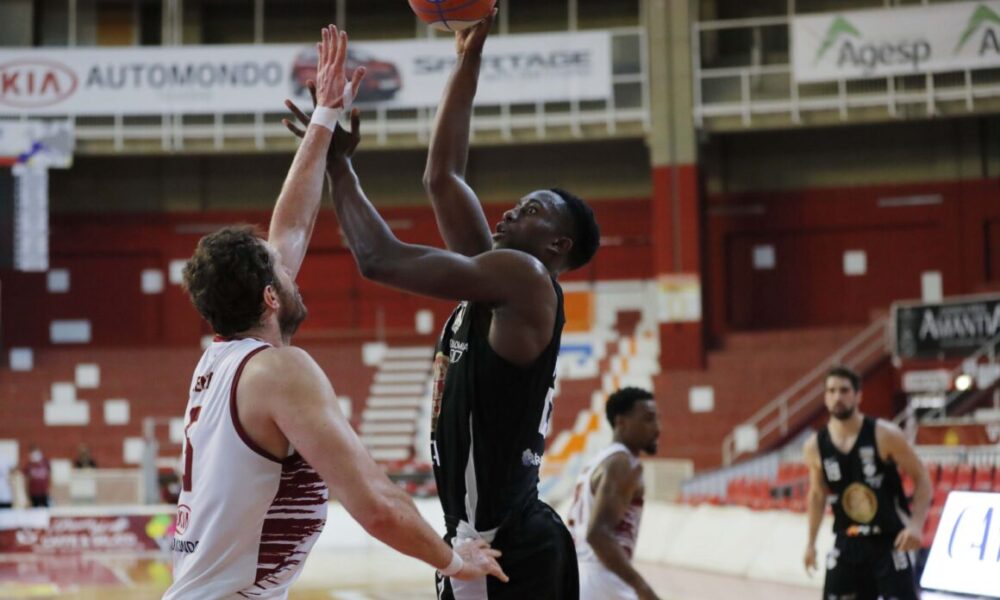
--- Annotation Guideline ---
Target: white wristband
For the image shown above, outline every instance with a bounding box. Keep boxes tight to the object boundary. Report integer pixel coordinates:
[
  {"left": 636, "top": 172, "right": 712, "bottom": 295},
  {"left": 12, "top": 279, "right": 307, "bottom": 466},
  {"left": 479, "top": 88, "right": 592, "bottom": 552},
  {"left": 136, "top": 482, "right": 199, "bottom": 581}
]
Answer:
[
  {"left": 439, "top": 550, "right": 464, "bottom": 577},
  {"left": 310, "top": 106, "right": 343, "bottom": 132},
  {"left": 311, "top": 82, "right": 353, "bottom": 132}
]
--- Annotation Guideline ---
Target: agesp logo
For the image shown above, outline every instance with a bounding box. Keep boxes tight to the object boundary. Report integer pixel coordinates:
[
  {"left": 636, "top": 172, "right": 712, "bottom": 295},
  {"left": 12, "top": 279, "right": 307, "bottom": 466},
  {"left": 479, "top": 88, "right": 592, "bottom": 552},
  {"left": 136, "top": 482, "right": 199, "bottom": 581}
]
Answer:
[
  {"left": 814, "top": 15, "right": 931, "bottom": 74},
  {"left": 0, "top": 60, "right": 78, "bottom": 108},
  {"left": 955, "top": 4, "right": 1000, "bottom": 55}
]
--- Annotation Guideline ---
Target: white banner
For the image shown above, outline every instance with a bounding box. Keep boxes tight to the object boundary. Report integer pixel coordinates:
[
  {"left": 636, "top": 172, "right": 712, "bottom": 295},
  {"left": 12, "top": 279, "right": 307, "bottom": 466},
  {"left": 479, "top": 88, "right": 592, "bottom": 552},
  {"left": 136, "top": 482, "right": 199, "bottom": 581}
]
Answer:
[
  {"left": 792, "top": 1, "right": 1000, "bottom": 82},
  {"left": 0, "top": 32, "right": 611, "bottom": 116},
  {"left": 921, "top": 491, "right": 1000, "bottom": 597}
]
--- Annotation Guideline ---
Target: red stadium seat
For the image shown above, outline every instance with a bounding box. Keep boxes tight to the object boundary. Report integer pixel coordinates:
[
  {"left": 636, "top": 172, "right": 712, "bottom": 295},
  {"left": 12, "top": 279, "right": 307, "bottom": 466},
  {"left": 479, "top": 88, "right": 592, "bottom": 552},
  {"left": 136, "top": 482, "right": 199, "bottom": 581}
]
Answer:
[
  {"left": 972, "top": 465, "right": 995, "bottom": 492},
  {"left": 954, "top": 464, "right": 974, "bottom": 491},
  {"left": 937, "top": 464, "right": 957, "bottom": 491}
]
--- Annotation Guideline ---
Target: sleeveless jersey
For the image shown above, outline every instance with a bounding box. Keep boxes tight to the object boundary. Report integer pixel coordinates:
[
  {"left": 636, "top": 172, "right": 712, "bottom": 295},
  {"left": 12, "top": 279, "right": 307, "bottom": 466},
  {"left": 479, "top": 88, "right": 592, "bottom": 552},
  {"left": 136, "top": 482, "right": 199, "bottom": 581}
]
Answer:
[
  {"left": 817, "top": 416, "right": 909, "bottom": 538},
  {"left": 430, "top": 280, "right": 564, "bottom": 533},
  {"left": 566, "top": 443, "right": 644, "bottom": 562},
  {"left": 164, "top": 338, "right": 328, "bottom": 600}
]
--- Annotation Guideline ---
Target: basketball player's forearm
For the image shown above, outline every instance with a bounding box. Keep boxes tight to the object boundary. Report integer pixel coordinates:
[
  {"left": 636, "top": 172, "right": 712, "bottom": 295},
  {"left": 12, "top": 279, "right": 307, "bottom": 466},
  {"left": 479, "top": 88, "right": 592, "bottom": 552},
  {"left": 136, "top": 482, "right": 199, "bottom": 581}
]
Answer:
[
  {"left": 426, "top": 53, "right": 481, "bottom": 181},
  {"left": 806, "top": 491, "right": 825, "bottom": 547},
  {"left": 269, "top": 125, "right": 332, "bottom": 273},
  {"left": 908, "top": 477, "right": 931, "bottom": 530},
  {"left": 589, "top": 531, "right": 649, "bottom": 591},
  {"left": 327, "top": 158, "right": 402, "bottom": 270},
  {"left": 365, "top": 485, "right": 454, "bottom": 569}
]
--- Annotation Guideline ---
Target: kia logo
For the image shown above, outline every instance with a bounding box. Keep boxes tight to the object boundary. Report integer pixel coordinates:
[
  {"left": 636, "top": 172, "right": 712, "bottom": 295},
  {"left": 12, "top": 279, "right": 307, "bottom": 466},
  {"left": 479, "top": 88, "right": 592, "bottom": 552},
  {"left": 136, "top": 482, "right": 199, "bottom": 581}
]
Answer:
[{"left": 0, "top": 60, "right": 78, "bottom": 108}]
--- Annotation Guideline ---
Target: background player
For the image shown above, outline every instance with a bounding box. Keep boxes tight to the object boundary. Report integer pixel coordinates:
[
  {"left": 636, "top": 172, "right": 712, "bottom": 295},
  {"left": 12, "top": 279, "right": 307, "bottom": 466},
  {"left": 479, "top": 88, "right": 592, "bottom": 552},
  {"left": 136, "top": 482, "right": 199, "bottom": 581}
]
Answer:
[
  {"left": 165, "top": 26, "right": 506, "bottom": 599},
  {"left": 567, "top": 387, "right": 661, "bottom": 600},
  {"left": 803, "top": 366, "right": 931, "bottom": 600}
]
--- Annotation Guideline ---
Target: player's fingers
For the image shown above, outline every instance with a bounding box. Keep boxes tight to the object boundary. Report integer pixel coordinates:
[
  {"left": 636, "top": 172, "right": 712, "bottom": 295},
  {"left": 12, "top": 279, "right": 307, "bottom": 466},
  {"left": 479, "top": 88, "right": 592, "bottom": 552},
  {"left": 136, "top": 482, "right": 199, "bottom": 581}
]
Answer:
[
  {"left": 350, "top": 108, "right": 361, "bottom": 138},
  {"left": 349, "top": 66, "right": 366, "bottom": 99},
  {"left": 282, "top": 119, "right": 305, "bottom": 138},
  {"left": 285, "top": 99, "right": 310, "bottom": 126},
  {"left": 335, "top": 30, "right": 348, "bottom": 73},
  {"left": 488, "top": 561, "right": 509, "bottom": 583},
  {"left": 307, "top": 80, "right": 318, "bottom": 109}
]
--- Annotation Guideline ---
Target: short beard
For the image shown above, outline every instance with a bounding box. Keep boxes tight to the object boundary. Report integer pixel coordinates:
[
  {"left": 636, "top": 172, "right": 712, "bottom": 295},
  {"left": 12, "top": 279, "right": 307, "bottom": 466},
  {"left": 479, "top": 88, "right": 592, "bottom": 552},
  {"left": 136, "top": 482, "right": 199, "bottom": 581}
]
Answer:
[
  {"left": 831, "top": 405, "right": 856, "bottom": 421},
  {"left": 276, "top": 285, "right": 307, "bottom": 341}
]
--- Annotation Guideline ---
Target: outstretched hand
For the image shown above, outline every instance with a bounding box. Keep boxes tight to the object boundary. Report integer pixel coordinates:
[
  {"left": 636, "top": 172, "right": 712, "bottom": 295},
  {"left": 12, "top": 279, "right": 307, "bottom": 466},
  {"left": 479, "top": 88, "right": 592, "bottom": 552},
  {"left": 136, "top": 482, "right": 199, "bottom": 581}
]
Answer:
[
  {"left": 284, "top": 86, "right": 361, "bottom": 161},
  {"left": 455, "top": 7, "right": 496, "bottom": 56},
  {"left": 314, "top": 24, "right": 365, "bottom": 109},
  {"left": 450, "top": 538, "right": 508, "bottom": 583}
]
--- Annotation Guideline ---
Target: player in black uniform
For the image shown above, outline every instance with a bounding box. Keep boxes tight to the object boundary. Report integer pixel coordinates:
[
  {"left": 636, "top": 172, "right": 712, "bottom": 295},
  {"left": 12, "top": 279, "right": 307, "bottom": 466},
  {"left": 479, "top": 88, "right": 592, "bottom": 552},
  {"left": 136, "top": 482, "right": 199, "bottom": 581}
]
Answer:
[
  {"left": 420, "top": 10, "right": 600, "bottom": 600},
  {"left": 293, "top": 13, "right": 600, "bottom": 597},
  {"left": 803, "top": 366, "right": 932, "bottom": 600}
]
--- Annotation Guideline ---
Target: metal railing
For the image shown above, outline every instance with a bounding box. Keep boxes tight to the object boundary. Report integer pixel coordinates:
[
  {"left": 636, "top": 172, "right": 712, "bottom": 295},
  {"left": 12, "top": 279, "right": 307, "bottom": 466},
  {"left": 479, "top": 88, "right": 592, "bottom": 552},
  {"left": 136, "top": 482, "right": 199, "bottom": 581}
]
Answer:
[
  {"left": 31, "top": 28, "right": 648, "bottom": 154},
  {"left": 692, "top": 11, "right": 1000, "bottom": 129},
  {"left": 893, "top": 332, "right": 1000, "bottom": 431},
  {"left": 721, "top": 317, "right": 891, "bottom": 465}
]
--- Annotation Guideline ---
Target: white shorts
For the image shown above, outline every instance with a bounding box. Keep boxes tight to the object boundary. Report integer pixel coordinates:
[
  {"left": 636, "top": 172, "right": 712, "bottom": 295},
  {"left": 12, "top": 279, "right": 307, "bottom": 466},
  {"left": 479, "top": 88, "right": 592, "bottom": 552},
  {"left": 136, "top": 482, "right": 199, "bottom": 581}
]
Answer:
[{"left": 578, "top": 560, "right": 638, "bottom": 600}]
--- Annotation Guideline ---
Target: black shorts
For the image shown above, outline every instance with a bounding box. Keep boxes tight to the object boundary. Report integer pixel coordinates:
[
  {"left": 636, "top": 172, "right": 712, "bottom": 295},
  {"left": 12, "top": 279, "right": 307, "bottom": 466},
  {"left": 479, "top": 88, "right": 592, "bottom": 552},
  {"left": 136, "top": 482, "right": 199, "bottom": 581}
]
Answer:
[
  {"left": 823, "top": 534, "right": 919, "bottom": 600},
  {"left": 436, "top": 500, "right": 579, "bottom": 600}
]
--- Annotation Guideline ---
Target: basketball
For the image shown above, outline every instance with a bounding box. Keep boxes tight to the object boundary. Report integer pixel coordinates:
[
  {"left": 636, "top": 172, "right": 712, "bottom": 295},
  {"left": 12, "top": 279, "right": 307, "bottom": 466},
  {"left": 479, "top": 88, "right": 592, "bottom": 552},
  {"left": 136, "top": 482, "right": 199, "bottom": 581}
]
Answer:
[{"left": 408, "top": 0, "right": 496, "bottom": 32}]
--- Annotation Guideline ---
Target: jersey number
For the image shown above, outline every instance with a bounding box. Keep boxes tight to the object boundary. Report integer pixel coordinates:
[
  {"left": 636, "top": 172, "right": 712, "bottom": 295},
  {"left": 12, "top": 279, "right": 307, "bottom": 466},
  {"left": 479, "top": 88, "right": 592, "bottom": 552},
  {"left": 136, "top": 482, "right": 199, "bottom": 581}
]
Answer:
[{"left": 182, "top": 406, "right": 202, "bottom": 492}]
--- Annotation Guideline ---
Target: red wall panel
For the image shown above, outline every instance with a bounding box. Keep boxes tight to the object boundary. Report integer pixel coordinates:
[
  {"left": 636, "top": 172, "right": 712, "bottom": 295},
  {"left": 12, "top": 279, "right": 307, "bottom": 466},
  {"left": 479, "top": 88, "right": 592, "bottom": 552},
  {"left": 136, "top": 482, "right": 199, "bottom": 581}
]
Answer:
[
  {"left": 707, "top": 178, "right": 1000, "bottom": 340},
  {"left": 1, "top": 198, "right": 653, "bottom": 349}
]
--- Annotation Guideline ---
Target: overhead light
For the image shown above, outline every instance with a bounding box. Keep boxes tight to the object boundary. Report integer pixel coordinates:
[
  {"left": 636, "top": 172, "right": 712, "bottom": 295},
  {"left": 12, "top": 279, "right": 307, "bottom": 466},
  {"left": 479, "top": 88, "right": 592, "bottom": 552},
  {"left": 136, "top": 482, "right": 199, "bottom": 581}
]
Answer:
[{"left": 955, "top": 374, "right": 974, "bottom": 392}]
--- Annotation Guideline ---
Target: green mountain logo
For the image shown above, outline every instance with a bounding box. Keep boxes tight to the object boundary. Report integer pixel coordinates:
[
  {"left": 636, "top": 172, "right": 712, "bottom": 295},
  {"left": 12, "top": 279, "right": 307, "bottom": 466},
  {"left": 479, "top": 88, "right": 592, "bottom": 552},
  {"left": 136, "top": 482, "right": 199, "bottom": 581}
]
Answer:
[
  {"left": 956, "top": 4, "right": 1000, "bottom": 52},
  {"left": 815, "top": 16, "right": 861, "bottom": 63}
]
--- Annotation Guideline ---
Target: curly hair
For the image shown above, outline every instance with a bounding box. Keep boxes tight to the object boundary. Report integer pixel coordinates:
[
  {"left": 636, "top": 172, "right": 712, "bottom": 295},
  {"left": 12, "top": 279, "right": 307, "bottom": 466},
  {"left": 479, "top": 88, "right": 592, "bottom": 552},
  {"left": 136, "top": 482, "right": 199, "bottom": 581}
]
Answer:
[
  {"left": 182, "top": 225, "right": 278, "bottom": 337},
  {"left": 605, "top": 386, "right": 655, "bottom": 427}
]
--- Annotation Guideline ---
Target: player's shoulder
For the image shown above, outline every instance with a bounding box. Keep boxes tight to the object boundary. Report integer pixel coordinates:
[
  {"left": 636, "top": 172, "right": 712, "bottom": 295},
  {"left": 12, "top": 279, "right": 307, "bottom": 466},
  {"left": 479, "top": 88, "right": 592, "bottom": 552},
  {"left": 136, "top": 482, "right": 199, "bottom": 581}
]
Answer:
[
  {"left": 240, "top": 346, "right": 321, "bottom": 388},
  {"left": 480, "top": 248, "right": 550, "bottom": 279},
  {"left": 802, "top": 431, "right": 820, "bottom": 459},
  {"left": 873, "top": 418, "right": 907, "bottom": 445}
]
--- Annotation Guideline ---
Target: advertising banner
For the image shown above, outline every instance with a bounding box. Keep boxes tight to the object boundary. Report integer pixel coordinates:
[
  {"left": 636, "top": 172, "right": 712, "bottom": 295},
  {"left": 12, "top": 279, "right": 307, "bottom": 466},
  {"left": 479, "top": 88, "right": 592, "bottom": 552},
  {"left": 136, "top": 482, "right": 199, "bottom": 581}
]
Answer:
[
  {"left": 0, "top": 511, "right": 175, "bottom": 554},
  {"left": 893, "top": 295, "right": 1000, "bottom": 359},
  {"left": 792, "top": 1, "right": 1000, "bottom": 82},
  {"left": 921, "top": 491, "right": 1000, "bottom": 598},
  {"left": 0, "top": 31, "right": 612, "bottom": 116}
]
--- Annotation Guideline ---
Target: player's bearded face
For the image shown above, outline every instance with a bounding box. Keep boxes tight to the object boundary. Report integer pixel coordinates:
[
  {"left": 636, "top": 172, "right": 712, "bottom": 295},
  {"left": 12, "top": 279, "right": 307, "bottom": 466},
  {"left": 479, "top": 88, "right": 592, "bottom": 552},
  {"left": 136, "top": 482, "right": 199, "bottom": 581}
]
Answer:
[{"left": 275, "top": 280, "right": 307, "bottom": 339}]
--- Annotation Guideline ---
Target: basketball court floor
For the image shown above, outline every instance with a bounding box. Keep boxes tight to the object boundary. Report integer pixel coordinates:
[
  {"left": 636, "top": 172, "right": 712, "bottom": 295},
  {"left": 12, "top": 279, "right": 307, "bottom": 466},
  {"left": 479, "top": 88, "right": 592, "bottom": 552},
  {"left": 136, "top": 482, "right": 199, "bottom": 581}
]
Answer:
[{"left": 0, "top": 553, "right": 817, "bottom": 599}]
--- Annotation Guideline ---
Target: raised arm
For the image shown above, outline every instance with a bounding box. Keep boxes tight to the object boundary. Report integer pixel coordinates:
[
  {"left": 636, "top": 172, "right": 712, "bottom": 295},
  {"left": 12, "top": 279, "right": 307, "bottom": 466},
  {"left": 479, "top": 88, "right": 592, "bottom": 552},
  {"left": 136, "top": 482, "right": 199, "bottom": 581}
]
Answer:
[
  {"left": 241, "top": 347, "right": 507, "bottom": 582},
  {"left": 586, "top": 455, "right": 660, "bottom": 600},
  {"left": 268, "top": 25, "right": 363, "bottom": 280},
  {"left": 328, "top": 113, "right": 551, "bottom": 303},
  {"left": 803, "top": 435, "right": 827, "bottom": 575},
  {"left": 421, "top": 11, "right": 497, "bottom": 257},
  {"left": 877, "top": 421, "right": 932, "bottom": 551}
]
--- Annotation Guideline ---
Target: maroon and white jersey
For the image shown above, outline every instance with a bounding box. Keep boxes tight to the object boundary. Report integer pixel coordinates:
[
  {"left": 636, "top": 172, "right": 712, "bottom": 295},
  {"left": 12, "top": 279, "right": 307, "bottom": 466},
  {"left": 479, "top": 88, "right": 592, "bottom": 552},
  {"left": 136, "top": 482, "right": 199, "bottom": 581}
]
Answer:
[
  {"left": 567, "top": 443, "right": 644, "bottom": 599},
  {"left": 165, "top": 338, "right": 328, "bottom": 600}
]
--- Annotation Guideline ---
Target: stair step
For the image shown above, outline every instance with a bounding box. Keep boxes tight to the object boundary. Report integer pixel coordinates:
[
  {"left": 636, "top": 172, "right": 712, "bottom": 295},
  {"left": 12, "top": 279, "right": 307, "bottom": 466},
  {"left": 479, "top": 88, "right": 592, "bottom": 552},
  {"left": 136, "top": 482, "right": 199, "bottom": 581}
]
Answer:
[
  {"left": 371, "top": 383, "right": 426, "bottom": 396},
  {"left": 361, "top": 434, "right": 414, "bottom": 447},
  {"left": 360, "top": 422, "right": 418, "bottom": 434},
  {"left": 371, "top": 448, "right": 412, "bottom": 461},
  {"left": 375, "top": 372, "right": 429, "bottom": 384},
  {"left": 362, "top": 408, "right": 420, "bottom": 421},
  {"left": 381, "top": 360, "right": 433, "bottom": 372},
  {"left": 368, "top": 397, "right": 424, "bottom": 408},
  {"left": 384, "top": 347, "right": 434, "bottom": 360}
]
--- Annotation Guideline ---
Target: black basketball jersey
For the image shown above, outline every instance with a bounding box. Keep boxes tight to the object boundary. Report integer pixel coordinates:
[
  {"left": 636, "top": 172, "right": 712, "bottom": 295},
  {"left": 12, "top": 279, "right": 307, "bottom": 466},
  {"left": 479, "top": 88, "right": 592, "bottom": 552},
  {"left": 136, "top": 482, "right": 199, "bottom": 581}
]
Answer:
[
  {"left": 817, "top": 416, "right": 910, "bottom": 537},
  {"left": 430, "top": 279, "right": 564, "bottom": 532}
]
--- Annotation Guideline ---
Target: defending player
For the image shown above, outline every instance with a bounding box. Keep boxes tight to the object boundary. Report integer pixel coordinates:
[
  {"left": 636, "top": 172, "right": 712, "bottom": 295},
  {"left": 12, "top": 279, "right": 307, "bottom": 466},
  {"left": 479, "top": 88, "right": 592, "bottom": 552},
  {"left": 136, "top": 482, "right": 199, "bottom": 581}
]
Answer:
[{"left": 164, "top": 26, "right": 506, "bottom": 599}]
